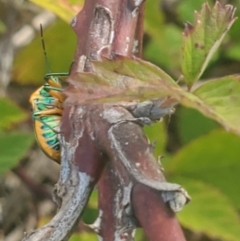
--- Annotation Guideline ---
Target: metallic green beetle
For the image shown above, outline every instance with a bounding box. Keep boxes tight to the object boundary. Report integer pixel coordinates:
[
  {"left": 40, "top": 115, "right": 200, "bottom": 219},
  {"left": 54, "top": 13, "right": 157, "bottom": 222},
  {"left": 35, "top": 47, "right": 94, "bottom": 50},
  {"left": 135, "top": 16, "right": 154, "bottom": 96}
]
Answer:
[
  {"left": 29, "top": 74, "right": 67, "bottom": 162},
  {"left": 29, "top": 25, "right": 68, "bottom": 163}
]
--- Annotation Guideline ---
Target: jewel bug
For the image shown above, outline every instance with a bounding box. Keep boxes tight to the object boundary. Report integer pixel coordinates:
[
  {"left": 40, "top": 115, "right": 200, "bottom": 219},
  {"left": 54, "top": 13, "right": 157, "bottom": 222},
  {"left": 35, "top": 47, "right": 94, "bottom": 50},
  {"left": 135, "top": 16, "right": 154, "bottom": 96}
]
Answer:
[{"left": 29, "top": 25, "right": 68, "bottom": 163}]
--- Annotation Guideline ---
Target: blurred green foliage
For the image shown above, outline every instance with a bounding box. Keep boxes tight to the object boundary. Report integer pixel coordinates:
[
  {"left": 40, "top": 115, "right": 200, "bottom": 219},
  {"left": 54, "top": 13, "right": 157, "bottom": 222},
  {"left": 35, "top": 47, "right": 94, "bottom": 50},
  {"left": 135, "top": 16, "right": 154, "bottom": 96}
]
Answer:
[
  {"left": 0, "top": 132, "right": 34, "bottom": 174},
  {"left": 13, "top": 20, "right": 76, "bottom": 85},
  {"left": 145, "top": 1, "right": 240, "bottom": 239},
  {"left": 0, "top": 98, "right": 34, "bottom": 173},
  {"left": 2, "top": 0, "right": 240, "bottom": 240},
  {"left": 176, "top": 177, "right": 240, "bottom": 241},
  {"left": 0, "top": 97, "right": 28, "bottom": 131},
  {"left": 29, "top": 0, "right": 84, "bottom": 23},
  {"left": 177, "top": 107, "right": 219, "bottom": 144}
]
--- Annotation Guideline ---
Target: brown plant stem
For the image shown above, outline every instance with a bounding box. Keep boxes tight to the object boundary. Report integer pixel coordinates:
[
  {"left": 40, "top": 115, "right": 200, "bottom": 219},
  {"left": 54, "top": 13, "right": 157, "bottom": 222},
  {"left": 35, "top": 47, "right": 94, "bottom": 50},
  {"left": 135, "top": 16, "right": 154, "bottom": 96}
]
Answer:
[
  {"left": 132, "top": 184, "right": 186, "bottom": 241},
  {"left": 22, "top": 0, "right": 189, "bottom": 240}
]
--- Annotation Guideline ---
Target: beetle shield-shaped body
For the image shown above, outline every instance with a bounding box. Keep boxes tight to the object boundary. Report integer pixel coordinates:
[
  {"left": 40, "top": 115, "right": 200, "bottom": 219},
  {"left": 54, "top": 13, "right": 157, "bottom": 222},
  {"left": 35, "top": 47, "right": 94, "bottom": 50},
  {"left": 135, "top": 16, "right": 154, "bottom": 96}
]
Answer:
[{"left": 29, "top": 76, "right": 65, "bottom": 163}]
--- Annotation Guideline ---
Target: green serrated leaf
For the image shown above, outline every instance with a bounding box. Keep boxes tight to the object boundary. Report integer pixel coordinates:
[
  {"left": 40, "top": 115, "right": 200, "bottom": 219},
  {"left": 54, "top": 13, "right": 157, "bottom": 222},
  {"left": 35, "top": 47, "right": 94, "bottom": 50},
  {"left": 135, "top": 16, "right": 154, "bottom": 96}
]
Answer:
[
  {"left": 69, "top": 55, "right": 240, "bottom": 135},
  {"left": 95, "top": 56, "right": 177, "bottom": 86},
  {"left": 173, "top": 177, "right": 240, "bottom": 241},
  {"left": 192, "top": 75, "right": 240, "bottom": 134},
  {"left": 182, "top": 2, "right": 237, "bottom": 87},
  {"left": 29, "top": 0, "right": 84, "bottom": 23},
  {"left": 0, "top": 132, "right": 35, "bottom": 174},
  {"left": 67, "top": 56, "right": 178, "bottom": 104},
  {"left": 166, "top": 130, "right": 240, "bottom": 208},
  {"left": 0, "top": 97, "right": 28, "bottom": 131}
]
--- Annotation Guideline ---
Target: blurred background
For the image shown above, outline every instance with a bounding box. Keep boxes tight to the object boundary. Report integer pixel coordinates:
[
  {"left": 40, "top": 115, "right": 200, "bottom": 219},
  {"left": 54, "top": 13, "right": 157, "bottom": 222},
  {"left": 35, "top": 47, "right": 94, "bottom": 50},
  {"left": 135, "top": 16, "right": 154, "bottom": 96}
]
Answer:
[{"left": 0, "top": 0, "right": 240, "bottom": 240}]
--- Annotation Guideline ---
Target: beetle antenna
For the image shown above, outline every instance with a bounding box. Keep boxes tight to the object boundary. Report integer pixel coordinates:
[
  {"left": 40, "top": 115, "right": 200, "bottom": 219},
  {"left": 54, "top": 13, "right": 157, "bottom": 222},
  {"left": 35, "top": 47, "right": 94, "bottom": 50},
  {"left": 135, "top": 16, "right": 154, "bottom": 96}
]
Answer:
[{"left": 40, "top": 24, "right": 51, "bottom": 74}]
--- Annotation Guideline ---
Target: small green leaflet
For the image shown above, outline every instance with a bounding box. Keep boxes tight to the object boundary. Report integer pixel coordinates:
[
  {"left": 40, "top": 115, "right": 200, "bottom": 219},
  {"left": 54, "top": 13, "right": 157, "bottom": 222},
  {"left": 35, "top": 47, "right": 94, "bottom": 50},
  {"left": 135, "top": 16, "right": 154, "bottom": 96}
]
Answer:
[{"left": 181, "top": 2, "right": 237, "bottom": 88}]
